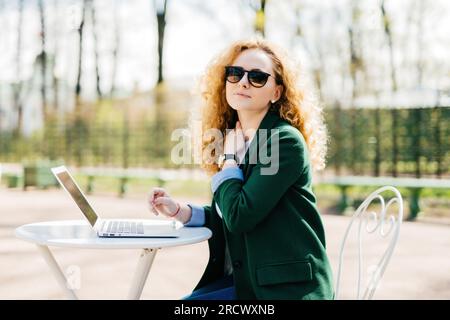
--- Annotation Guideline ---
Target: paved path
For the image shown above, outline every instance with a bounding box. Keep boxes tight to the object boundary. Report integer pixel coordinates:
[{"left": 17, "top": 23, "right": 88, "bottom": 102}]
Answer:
[{"left": 0, "top": 188, "right": 449, "bottom": 299}]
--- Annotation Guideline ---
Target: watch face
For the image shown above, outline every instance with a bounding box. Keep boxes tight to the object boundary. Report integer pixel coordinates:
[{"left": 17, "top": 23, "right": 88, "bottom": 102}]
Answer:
[
  {"left": 224, "top": 154, "right": 234, "bottom": 161},
  {"left": 225, "top": 154, "right": 238, "bottom": 164}
]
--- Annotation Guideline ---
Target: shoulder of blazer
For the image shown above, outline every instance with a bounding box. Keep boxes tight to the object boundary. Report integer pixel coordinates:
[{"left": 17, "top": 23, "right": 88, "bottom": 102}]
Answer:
[
  {"left": 270, "top": 120, "right": 309, "bottom": 175},
  {"left": 272, "top": 119, "right": 307, "bottom": 148},
  {"left": 257, "top": 111, "right": 304, "bottom": 143}
]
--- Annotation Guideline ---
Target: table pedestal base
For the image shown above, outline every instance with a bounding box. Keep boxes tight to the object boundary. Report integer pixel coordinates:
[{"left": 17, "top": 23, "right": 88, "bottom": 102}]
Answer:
[{"left": 37, "top": 245, "right": 158, "bottom": 300}]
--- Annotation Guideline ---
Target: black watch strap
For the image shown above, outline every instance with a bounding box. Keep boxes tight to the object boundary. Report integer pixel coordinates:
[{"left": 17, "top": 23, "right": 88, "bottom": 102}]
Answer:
[{"left": 224, "top": 153, "right": 238, "bottom": 163}]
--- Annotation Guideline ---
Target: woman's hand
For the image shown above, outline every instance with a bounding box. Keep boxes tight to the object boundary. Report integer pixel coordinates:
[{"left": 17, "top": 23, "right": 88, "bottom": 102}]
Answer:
[
  {"left": 148, "top": 187, "right": 179, "bottom": 218},
  {"left": 148, "top": 187, "right": 192, "bottom": 224},
  {"left": 224, "top": 121, "right": 246, "bottom": 158}
]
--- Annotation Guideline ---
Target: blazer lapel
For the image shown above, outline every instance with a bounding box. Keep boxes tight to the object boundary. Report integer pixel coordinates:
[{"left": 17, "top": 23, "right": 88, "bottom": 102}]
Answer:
[{"left": 239, "top": 110, "right": 280, "bottom": 179}]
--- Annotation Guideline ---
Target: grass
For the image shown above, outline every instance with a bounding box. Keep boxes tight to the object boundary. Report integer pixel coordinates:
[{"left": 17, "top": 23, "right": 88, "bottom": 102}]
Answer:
[
  {"left": 2, "top": 173, "right": 448, "bottom": 220},
  {"left": 72, "top": 173, "right": 211, "bottom": 200},
  {"left": 312, "top": 184, "right": 450, "bottom": 220},
  {"left": 313, "top": 184, "right": 450, "bottom": 199}
]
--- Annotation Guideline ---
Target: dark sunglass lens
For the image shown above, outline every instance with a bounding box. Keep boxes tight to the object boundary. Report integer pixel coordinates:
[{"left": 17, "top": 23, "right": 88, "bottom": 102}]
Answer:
[
  {"left": 249, "top": 71, "right": 269, "bottom": 87},
  {"left": 225, "top": 67, "right": 244, "bottom": 83}
]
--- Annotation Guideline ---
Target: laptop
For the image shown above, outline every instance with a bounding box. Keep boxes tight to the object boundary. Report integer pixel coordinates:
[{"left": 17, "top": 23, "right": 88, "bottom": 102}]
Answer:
[{"left": 51, "top": 166, "right": 181, "bottom": 238}]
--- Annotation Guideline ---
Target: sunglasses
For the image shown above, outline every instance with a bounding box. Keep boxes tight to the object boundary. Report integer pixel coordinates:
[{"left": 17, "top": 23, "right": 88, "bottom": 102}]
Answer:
[{"left": 225, "top": 66, "right": 275, "bottom": 88}]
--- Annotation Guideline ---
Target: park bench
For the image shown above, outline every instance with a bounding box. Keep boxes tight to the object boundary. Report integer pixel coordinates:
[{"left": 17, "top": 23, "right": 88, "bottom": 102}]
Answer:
[
  {"left": 23, "top": 162, "right": 59, "bottom": 190},
  {"left": 3, "top": 162, "right": 447, "bottom": 222},
  {"left": 0, "top": 161, "right": 59, "bottom": 190},
  {"left": 314, "top": 175, "right": 450, "bottom": 221},
  {"left": 1, "top": 164, "right": 207, "bottom": 196},
  {"left": 77, "top": 167, "right": 207, "bottom": 198}
]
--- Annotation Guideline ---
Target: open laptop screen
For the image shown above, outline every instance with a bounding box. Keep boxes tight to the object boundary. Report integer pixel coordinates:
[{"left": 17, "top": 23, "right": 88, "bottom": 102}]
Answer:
[{"left": 52, "top": 167, "right": 98, "bottom": 227}]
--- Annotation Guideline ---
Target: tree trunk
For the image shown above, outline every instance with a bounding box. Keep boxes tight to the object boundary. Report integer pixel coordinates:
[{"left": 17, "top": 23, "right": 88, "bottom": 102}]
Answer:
[
  {"left": 433, "top": 92, "right": 442, "bottom": 178},
  {"left": 13, "top": 0, "right": 24, "bottom": 137},
  {"left": 292, "top": 3, "right": 324, "bottom": 102},
  {"left": 415, "top": 0, "right": 425, "bottom": 87},
  {"left": 0, "top": 0, "right": 4, "bottom": 131},
  {"left": 333, "top": 102, "right": 342, "bottom": 176},
  {"left": 412, "top": 108, "right": 421, "bottom": 178},
  {"left": 374, "top": 107, "right": 381, "bottom": 177},
  {"left": 52, "top": 0, "right": 60, "bottom": 115},
  {"left": 413, "top": 0, "right": 425, "bottom": 178},
  {"left": 0, "top": 82, "right": 3, "bottom": 132},
  {"left": 38, "top": 0, "right": 47, "bottom": 123},
  {"left": 381, "top": 0, "right": 399, "bottom": 177},
  {"left": 110, "top": 0, "right": 120, "bottom": 99},
  {"left": 156, "top": 0, "right": 168, "bottom": 85},
  {"left": 348, "top": 1, "right": 363, "bottom": 175},
  {"left": 373, "top": 90, "right": 382, "bottom": 177},
  {"left": 88, "top": 0, "right": 102, "bottom": 100},
  {"left": 254, "top": 0, "right": 266, "bottom": 37},
  {"left": 75, "top": 0, "right": 87, "bottom": 111},
  {"left": 72, "top": 0, "right": 87, "bottom": 167}
]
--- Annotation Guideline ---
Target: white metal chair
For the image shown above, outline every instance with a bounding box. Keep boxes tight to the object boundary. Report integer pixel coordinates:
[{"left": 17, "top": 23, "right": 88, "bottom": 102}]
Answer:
[{"left": 334, "top": 186, "right": 403, "bottom": 300}]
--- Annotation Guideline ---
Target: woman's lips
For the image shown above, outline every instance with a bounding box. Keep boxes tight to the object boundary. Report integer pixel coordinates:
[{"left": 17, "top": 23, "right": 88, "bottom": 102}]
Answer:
[{"left": 235, "top": 93, "right": 251, "bottom": 98}]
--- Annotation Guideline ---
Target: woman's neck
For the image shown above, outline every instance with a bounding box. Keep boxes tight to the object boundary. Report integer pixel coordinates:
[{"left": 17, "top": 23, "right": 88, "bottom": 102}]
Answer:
[{"left": 237, "top": 107, "right": 269, "bottom": 140}]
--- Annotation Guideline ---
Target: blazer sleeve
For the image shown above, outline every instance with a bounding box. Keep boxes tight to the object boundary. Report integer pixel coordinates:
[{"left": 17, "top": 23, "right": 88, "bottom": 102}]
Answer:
[
  {"left": 203, "top": 205, "right": 212, "bottom": 229},
  {"left": 213, "top": 127, "right": 306, "bottom": 234}
]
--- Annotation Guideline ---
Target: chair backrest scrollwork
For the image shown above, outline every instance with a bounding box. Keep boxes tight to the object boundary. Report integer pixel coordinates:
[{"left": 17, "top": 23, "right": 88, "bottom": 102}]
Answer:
[{"left": 334, "top": 186, "right": 403, "bottom": 300}]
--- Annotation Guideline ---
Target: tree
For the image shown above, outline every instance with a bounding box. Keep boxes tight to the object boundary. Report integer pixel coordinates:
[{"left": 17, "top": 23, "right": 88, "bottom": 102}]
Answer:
[
  {"left": 87, "top": 0, "right": 102, "bottom": 100},
  {"left": 110, "top": 0, "right": 120, "bottom": 99},
  {"left": 380, "top": 0, "right": 399, "bottom": 177},
  {"left": 37, "top": 0, "right": 48, "bottom": 123},
  {"left": 411, "top": 0, "right": 426, "bottom": 178},
  {"left": 0, "top": 0, "right": 4, "bottom": 131},
  {"left": 12, "top": 0, "right": 24, "bottom": 137},
  {"left": 348, "top": 0, "right": 365, "bottom": 175},
  {"left": 75, "top": 0, "right": 87, "bottom": 111},
  {"left": 51, "top": 0, "right": 60, "bottom": 115},
  {"left": 291, "top": 0, "right": 326, "bottom": 102},
  {"left": 251, "top": 0, "right": 267, "bottom": 37},
  {"left": 154, "top": 0, "right": 168, "bottom": 85},
  {"left": 72, "top": 0, "right": 88, "bottom": 167}
]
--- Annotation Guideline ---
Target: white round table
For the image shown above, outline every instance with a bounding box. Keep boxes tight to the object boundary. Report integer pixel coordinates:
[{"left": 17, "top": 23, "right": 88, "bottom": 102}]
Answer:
[{"left": 15, "top": 219, "right": 212, "bottom": 300}]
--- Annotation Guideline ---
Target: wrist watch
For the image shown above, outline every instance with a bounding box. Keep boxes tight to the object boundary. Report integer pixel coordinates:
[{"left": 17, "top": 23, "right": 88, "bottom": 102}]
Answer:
[{"left": 218, "top": 153, "right": 239, "bottom": 169}]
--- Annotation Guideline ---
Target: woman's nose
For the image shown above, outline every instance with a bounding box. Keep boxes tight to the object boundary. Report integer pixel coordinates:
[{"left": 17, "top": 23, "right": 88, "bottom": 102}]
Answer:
[{"left": 238, "top": 73, "right": 250, "bottom": 88}]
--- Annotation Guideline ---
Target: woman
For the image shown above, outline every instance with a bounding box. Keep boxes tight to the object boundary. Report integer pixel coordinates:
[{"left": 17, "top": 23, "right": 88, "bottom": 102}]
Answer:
[{"left": 148, "top": 39, "right": 334, "bottom": 300}]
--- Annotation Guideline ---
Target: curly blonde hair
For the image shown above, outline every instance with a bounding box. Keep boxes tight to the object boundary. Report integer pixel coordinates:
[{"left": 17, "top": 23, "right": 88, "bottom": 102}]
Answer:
[{"left": 194, "top": 38, "right": 328, "bottom": 176}]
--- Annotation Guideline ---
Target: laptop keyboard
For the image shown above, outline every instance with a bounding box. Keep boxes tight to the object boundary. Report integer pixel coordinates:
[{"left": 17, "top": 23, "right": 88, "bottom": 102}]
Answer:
[{"left": 105, "top": 221, "right": 144, "bottom": 235}]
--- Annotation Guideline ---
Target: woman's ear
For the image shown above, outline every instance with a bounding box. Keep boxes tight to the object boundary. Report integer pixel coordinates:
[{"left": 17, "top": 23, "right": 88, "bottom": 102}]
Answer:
[{"left": 272, "top": 84, "right": 283, "bottom": 103}]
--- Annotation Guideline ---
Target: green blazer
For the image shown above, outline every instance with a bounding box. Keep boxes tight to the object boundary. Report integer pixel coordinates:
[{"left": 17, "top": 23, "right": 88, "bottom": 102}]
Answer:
[{"left": 194, "top": 110, "right": 334, "bottom": 300}]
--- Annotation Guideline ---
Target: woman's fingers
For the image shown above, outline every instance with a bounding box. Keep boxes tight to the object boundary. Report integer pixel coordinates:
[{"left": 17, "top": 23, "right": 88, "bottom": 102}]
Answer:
[
  {"left": 149, "top": 202, "right": 158, "bottom": 216},
  {"left": 147, "top": 188, "right": 179, "bottom": 217},
  {"left": 234, "top": 121, "right": 246, "bottom": 155},
  {"left": 153, "top": 196, "right": 171, "bottom": 206},
  {"left": 237, "top": 124, "right": 248, "bottom": 141},
  {"left": 153, "top": 196, "right": 177, "bottom": 216},
  {"left": 154, "top": 187, "right": 167, "bottom": 197},
  {"left": 148, "top": 187, "right": 169, "bottom": 216},
  {"left": 236, "top": 126, "right": 245, "bottom": 141},
  {"left": 148, "top": 196, "right": 159, "bottom": 216},
  {"left": 149, "top": 187, "right": 168, "bottom": 202}
]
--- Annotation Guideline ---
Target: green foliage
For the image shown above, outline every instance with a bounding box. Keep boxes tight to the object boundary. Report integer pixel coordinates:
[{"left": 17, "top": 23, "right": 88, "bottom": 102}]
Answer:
[
  {"left": 1, "top": 105, "right": 448, "bottom": 178},
  {"left": 324, "top": 107, "right": 449, "bottom": 177}
]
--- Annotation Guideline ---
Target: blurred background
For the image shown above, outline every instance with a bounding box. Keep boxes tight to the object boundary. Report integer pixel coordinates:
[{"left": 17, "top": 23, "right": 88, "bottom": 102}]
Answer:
[{"left": 0, "top": 0, "right": 449, "bottom": 300}]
